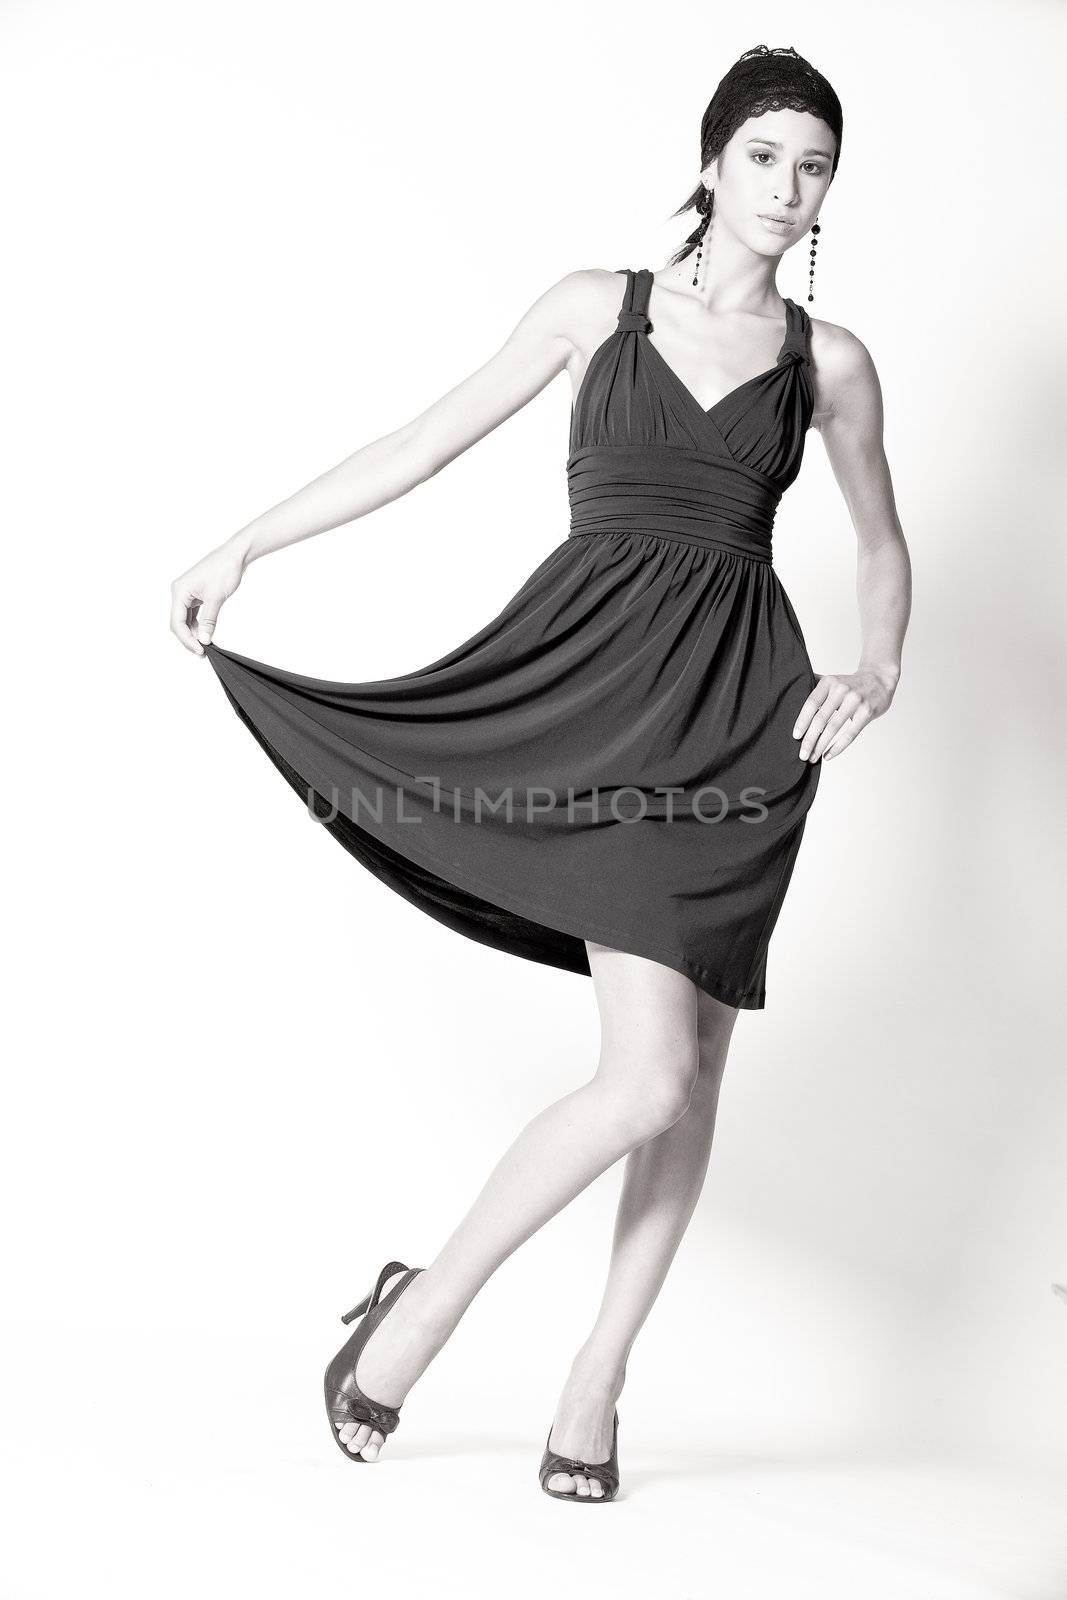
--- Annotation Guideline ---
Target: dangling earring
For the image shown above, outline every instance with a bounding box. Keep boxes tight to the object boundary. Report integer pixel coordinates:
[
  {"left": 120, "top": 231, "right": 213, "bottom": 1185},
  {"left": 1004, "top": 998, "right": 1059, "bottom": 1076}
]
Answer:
[
  {"left": 691, "top": 188, "right": 713, "bottom": 288},
  {"left": 807, "top": 215, "right": 821, "bottom": 302}
]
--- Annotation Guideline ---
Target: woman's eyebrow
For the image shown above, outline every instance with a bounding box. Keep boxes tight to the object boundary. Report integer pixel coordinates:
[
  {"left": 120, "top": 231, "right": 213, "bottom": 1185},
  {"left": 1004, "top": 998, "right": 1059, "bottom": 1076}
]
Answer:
[{"left": 746, "top": 137, "right": 834, "bottom": 159}]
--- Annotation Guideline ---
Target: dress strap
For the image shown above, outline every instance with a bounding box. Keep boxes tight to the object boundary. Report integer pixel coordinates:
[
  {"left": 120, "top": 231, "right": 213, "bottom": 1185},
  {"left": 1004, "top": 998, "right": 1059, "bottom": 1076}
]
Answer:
[
  {"left": 615, "top": 267, "right": 653, "bottom": 334},
  {"left": 777, "top": 298, "right": 811, "bottom": 365}
]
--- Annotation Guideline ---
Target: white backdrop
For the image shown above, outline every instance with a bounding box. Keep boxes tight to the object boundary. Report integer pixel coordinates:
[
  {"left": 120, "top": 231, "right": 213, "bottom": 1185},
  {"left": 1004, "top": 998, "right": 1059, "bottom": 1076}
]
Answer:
[{"left": 3, "top": 0, "right": 1065, "bottom": 1594}]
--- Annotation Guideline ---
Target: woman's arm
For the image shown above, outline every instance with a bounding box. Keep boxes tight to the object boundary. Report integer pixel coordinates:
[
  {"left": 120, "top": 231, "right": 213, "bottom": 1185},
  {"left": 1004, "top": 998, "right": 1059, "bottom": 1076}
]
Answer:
[
  {"left": 793, "top": 322, "right": 913, "bottom": 762},
  {"left": 170, "top": 271, "right": 593, "bottom": 653}
]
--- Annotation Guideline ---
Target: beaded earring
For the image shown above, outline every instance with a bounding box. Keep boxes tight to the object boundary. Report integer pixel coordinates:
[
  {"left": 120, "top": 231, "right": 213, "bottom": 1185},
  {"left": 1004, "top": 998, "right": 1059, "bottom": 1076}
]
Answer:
[
  {"left": 691, "top": 188, "right": 713, "bottom": 288},
  {"left": 807, "top": 216, "right": 821, "bottom": 302}
]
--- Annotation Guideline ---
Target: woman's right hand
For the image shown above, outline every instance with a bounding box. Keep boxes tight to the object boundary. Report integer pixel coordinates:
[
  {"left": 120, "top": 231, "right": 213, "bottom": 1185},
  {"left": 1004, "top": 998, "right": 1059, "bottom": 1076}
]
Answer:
[{"left": 170, "top": 540, "right": 248, "bottom": 655}]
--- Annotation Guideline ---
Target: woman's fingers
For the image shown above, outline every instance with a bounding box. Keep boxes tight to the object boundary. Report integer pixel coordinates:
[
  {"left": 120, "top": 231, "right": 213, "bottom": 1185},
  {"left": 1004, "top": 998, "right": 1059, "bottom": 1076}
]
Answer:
[
  {"left": 809, "top": 689, "right": 862, "bottom": 760},
  {"left": 796, "top": 679, "right": 842, "bottom": 761},
  {"left": 170, "top": 546, "right": 245, "bottom": 656},
  {"left": 194, "top": 601, "right": 220, "bottom": 649},
  {"left": 170, "top": 583, "right": 205, "bottom": 654},
  {"left": 792, "top": 677, "right": 829, "bottom": 751},
  {"left": 794, "top": 672, "right": 890, "bottom": 761},
  {"left": 824, "top": 700, "right": 874, "bottom": 759}
]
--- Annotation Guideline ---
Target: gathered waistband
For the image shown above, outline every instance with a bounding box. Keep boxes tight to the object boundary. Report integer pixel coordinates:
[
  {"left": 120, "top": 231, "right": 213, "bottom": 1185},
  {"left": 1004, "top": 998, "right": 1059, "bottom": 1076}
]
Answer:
[
  {"left": 566, "top": 444, "right": 781, "bottom": 564},
  {"left": 567, "top": 526, "right": 773, "bottom": 564}
]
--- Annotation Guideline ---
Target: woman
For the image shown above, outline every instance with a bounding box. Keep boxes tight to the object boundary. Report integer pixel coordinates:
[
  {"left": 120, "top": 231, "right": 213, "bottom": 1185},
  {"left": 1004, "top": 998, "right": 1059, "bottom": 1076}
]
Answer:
[{"left": 171, "top": 45, "right": 910, "bottom": 1501}]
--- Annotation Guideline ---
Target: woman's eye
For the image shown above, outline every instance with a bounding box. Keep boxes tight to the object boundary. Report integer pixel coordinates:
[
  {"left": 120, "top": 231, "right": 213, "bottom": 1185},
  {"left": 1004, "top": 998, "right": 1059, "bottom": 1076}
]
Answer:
[{"left": 752, "top": 152, "right": 825, "bottom": 176}]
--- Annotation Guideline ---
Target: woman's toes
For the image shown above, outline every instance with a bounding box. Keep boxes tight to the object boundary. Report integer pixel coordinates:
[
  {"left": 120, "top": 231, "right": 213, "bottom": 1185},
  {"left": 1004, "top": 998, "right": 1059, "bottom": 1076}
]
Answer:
[
  {"left": 589, "top": 1480, "right": 604, "bottom": 1499},
  {"left": 547, "top": 1472, "right": 576, "bottom": 1493},
  {"left": 336, "top": 1419, "right": 387, "bottom": 1457},
  {"left": 573, "top": 1474, "right": 591, "bottom": 1497}
]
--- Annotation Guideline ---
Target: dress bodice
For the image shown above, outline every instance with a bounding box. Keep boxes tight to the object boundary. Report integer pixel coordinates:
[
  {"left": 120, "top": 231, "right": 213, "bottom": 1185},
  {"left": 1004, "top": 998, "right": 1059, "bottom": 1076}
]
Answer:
[{"left": 566, "top": 268, "right": 814, "bottom": 563}]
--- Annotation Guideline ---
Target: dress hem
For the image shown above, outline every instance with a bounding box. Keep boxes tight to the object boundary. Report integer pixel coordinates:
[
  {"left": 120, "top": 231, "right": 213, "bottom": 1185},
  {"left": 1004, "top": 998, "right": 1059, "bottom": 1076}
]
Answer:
[
  {"left": 316, "top": 781, "right": 769, "bottom": 1011},
  {"left": 209, "top": 652, "right": 768, "bottom": 1013}
]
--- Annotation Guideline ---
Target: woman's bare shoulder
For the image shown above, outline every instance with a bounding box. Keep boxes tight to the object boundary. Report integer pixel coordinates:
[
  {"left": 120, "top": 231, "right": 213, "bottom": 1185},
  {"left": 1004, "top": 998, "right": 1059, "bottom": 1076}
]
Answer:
[
  {"left": 807, "top": 312, "right": 882, "bottom": 377},
  {"left": 805, "top": 311, "right": 883, "bottom": 426},
  {"left": 523, "top": 267, "right": 626, "bottom": 346}
]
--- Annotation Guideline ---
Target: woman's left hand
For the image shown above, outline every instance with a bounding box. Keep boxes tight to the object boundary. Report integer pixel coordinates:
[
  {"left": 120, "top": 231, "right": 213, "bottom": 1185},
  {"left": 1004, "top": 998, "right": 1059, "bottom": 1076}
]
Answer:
[{"left": 793, "top": 667, "right": 899, "bottom": 763}]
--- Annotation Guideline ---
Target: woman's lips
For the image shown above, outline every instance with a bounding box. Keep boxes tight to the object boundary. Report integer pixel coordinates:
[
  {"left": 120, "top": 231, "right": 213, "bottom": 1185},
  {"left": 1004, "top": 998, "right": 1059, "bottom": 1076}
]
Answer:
[{"left": 758, "top": 214, "right": 796, "bottom": 233}]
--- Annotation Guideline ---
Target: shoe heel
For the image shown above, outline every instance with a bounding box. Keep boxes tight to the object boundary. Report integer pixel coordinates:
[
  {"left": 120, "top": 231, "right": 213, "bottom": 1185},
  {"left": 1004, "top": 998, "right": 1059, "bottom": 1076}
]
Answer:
[
  {"left": 341, "top": 1291, "right": 372, "bottom": 1325},
  {"left": 340, "top": 1258, "right": 412, "bottom": 1325}
]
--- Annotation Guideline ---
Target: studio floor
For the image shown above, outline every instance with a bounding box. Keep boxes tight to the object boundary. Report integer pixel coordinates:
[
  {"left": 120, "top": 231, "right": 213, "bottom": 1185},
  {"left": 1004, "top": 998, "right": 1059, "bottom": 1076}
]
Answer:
[{"left": 5, "top": 1325, "right": 1064, "bottom": 1600}]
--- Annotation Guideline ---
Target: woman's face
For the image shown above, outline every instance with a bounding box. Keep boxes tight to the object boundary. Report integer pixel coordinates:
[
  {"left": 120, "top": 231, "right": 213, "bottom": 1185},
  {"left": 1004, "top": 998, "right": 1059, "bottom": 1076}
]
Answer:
[{"left": 706, "top": 108, "right": 836, "bottom": 257}]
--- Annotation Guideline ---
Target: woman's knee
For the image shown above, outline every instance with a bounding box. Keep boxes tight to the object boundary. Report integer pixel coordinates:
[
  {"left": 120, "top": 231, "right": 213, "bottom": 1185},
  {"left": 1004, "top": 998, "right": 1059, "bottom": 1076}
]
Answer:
[
  {"left": 642, "top": 1062, "right": 699, "bottom": 1131},
  {"left": 584, "top": 943, "right": 707, "bottom": 1132},
  {"left": 596, "top": 1036, "right": 701, "bottom": 1135}
]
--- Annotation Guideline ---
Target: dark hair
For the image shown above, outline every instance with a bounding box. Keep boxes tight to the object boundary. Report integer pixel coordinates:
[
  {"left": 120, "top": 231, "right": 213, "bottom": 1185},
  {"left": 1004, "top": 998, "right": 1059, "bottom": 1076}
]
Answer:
[{"left": 668, "top": 44, "right": 843, "bottom": 268}]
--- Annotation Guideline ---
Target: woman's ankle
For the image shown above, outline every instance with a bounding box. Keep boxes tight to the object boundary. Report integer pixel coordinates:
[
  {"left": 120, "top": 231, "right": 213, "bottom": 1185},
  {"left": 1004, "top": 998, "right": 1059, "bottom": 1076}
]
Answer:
[
  {"left": 567, "top": 1342, "right": 628, "bottom": 1395},
  {"left": 405, "top": 1262, "right": 471, "bottom": 1336}
]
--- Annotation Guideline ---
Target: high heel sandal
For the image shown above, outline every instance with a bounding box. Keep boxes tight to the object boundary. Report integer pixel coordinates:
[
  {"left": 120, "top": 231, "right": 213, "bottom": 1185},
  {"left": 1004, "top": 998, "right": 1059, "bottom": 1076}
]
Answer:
[
  {"left": 323, "top": 1259, "right": 424, "bottom": 1462},
  {"left": 538, "top": 1407, "right": 621, "bottom": 1502}
]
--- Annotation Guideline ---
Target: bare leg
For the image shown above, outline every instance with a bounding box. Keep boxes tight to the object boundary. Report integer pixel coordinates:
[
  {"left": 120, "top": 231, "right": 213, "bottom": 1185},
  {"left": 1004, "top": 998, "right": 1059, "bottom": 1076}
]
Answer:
[
  {"left": 336, "top": 941, "right": 702, "bottom": 1459},
  {"left": 544, "top": 961, "right": 738, "bottom": 1495}
]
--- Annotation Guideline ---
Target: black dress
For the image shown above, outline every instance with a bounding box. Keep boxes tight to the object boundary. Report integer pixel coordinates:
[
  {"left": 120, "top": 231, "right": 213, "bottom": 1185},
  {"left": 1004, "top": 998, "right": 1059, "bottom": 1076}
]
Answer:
[{"left": 205, "top": 267, "right": 821, "bottom": 1009}]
